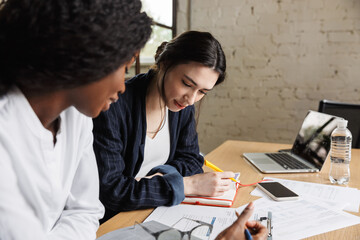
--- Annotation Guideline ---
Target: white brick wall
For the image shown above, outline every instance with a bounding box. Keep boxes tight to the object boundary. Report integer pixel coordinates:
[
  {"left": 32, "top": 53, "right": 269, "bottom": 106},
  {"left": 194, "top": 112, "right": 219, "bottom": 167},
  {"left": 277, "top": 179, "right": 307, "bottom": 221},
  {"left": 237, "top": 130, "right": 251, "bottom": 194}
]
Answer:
[{"left": 178, "top": 0, "right": 360, "bottom": 154}]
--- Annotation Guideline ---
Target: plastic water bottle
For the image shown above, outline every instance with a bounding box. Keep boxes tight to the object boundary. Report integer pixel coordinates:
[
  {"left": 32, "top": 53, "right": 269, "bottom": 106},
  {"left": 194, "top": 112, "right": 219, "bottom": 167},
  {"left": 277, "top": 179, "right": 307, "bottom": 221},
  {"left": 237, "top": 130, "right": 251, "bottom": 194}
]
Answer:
[{"left": 329, "top": 119, "right": 352, "bottom": 185}]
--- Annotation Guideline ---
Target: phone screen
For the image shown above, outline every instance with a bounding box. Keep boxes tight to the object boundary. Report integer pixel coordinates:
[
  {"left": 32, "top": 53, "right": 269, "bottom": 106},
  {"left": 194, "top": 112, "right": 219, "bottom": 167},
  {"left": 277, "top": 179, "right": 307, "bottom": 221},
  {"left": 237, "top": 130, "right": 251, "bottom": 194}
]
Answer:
[{"left": 258, "top": 182, "right": 298, "bottom": 198}]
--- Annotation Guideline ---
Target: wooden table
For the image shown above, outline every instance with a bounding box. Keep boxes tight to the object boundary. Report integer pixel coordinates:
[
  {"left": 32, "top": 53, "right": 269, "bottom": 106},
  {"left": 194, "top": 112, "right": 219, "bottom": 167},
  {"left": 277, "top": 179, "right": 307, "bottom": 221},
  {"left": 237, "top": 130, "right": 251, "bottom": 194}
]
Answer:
[{"left": 97, "top": 140, "right": 360, "bottom": 239}]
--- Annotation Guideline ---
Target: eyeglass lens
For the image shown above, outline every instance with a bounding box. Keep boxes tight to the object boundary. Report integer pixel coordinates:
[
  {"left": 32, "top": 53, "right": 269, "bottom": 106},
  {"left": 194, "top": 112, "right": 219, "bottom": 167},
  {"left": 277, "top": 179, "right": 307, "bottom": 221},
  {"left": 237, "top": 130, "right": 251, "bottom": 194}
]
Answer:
[{"left": 158, "top": 229, "right": 182, "bottom": 240}]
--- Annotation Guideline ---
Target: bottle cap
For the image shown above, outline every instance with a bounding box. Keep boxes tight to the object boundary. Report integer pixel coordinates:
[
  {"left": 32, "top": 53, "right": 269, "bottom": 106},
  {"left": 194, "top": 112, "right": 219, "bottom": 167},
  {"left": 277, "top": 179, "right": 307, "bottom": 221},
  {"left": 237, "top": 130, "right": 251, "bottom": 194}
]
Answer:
[{"left": 337, "top": 119, "right": 348, "bottom": 128}]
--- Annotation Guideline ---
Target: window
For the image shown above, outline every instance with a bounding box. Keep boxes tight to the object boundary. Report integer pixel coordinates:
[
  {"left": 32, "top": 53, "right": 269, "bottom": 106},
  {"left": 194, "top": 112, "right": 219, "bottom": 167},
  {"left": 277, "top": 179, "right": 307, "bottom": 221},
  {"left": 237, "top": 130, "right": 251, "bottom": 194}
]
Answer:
[{"left": 128, "top": 0, "right": 176, "bottom": 76}]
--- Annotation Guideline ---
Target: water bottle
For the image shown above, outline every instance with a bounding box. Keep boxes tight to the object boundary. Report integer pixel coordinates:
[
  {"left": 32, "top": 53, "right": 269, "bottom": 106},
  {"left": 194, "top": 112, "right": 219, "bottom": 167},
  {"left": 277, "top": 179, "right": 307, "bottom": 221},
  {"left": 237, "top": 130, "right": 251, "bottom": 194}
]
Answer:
[{"left": 329, "top": 119, "right": 352, "bottom": 184}]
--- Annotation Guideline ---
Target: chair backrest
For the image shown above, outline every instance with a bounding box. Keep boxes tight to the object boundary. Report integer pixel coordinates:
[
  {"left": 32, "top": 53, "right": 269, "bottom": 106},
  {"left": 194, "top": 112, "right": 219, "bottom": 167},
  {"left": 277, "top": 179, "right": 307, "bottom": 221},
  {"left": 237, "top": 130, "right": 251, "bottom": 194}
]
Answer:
[{"left": 318, "top": 99, "right": 360, "bottom": 148}]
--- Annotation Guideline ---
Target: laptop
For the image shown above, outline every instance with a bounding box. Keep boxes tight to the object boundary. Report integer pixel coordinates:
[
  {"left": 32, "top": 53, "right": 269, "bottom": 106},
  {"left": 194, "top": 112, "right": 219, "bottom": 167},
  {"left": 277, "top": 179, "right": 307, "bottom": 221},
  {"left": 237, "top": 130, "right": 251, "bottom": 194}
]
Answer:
[{"left": 243, "top": 110, "right": 342, "bottom": 173}]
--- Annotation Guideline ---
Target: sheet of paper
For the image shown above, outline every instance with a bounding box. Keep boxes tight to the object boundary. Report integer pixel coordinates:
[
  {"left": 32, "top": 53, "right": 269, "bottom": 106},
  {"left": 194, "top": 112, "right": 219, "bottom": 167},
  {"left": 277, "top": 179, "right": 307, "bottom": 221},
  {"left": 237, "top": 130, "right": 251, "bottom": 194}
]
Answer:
[
  {"left": 145, "top": 198, "right": 360, "bottom": 240},
  {"left": 251, "top": 187, "right": 348, "bottom": 210},
  {"left": 144, "top": 205, "right": 237, "bottom": 240},
  {"left": 236, "top": 198, "right": 360, "bottom": 240},
  {"left": 251, "top": 177, "right": 360, "bottom": 212}
]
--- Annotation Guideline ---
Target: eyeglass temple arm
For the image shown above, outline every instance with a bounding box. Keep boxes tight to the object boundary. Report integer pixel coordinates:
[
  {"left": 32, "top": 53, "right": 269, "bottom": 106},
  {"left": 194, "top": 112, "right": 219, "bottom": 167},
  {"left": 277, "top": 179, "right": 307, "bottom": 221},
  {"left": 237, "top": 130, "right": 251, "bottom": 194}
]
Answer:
[{"left": 137, "top": 223, "right": 155, "bottom": 235}]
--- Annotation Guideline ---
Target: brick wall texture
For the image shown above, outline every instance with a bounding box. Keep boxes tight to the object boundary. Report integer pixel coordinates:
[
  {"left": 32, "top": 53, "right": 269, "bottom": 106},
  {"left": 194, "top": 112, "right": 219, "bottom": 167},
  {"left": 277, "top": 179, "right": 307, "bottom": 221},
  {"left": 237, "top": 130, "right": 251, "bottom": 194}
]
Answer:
[{"left": 176, "top": 0, "right": 360, "bottom": 154}]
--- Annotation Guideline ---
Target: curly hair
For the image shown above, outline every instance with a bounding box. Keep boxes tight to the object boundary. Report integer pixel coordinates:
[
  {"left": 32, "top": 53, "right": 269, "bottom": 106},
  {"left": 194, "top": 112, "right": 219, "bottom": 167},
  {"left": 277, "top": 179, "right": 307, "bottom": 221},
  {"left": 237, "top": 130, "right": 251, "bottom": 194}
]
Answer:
[{"left": 0, "top": 0, "right": 152, "bottom": 95}]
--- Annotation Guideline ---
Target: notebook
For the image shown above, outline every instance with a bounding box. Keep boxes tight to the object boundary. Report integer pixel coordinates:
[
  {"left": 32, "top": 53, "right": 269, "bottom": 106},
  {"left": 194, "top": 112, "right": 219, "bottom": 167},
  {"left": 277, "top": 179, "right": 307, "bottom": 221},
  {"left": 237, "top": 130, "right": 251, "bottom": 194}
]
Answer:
[
  {"left": 182, "top": 173, "right": 240, "bottom": 207},
  {"left": 243, "top": 110, "right": 342, "bottom": 173}
]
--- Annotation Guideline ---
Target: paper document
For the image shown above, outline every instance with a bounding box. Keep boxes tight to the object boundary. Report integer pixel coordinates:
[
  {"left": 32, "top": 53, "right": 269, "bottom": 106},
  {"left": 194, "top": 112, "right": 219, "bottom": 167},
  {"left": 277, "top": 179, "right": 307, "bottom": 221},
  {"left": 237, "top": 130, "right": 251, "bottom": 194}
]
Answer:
[
  {"left": 145, "top": 198, "right": 360, "bottom": 240},
  {"left": 251, "top": 177, "right": 360, "bottom": 212},
  {"left": 236, "top": 198, "right": 360, "bottom": 240}
]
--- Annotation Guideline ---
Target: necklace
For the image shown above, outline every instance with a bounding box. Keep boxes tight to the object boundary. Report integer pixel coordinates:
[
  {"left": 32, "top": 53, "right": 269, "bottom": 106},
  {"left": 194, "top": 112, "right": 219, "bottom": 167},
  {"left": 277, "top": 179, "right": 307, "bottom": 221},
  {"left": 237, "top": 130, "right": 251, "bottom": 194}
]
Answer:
[
  {"left": 146, "top": 107, "right": 166, "bottom": 137},
  {"left": 146, "top": 73, "right": 167, "bottom": 137}
]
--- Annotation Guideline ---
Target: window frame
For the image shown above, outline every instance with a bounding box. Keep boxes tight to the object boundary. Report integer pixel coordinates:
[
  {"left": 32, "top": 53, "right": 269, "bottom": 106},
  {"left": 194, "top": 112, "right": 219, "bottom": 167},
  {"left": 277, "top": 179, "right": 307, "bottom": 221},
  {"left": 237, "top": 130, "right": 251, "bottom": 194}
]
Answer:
[{"left": 135, "top": 0, "right": 177, "bottom": 74}]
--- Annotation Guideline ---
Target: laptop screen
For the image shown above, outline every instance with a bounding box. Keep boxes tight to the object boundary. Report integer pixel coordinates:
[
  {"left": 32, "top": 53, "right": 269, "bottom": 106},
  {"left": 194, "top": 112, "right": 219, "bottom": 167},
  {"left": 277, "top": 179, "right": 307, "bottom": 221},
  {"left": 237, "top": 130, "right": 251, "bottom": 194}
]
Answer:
[{"left": 291, "top": 111, "right": 341, "bottom": 170}]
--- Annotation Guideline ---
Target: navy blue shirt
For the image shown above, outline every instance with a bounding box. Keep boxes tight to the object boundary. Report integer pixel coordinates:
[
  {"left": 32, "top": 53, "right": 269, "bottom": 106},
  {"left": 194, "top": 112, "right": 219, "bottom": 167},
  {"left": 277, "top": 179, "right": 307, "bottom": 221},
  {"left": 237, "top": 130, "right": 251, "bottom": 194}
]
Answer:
[{"left": 93, "top": 70, "right": 204, "bottom": 222}]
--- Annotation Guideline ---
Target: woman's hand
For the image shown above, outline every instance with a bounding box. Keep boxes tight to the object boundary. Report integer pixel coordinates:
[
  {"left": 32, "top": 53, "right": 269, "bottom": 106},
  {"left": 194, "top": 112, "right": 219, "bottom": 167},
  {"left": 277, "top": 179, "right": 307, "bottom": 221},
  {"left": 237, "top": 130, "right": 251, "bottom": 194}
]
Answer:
[
  {"left": 215, "top": 202, "right": 268, "bottom": 240},
  {"left": 183, "top": 172, "right": 235, "bottom": 196}
]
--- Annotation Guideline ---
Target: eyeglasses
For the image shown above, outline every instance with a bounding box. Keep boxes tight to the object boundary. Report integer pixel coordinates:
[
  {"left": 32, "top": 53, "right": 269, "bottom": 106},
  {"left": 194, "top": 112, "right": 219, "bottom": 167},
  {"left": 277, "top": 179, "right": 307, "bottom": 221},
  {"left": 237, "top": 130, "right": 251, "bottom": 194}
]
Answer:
[{"left": 136, "top": 217, "right": 213, "bottom": 240}]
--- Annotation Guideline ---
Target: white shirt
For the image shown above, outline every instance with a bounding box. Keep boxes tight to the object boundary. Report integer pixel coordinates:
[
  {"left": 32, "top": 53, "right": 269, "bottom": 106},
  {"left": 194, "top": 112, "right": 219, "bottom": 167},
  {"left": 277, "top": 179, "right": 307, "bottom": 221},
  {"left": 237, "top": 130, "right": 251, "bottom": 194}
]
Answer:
[
  {"left": 0, "top": 88, "right": 104, "bottom": 240},
  {"left": 136, "top": 109, "right": 170, "bottom": 178}
]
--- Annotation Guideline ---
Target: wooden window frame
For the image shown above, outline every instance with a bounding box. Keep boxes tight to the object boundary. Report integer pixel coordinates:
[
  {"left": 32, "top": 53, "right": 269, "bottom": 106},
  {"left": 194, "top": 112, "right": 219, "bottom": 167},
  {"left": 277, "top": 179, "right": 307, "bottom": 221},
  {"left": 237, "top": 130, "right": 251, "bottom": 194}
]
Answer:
[{"left": 135, "top": 0, "right": 177, "bottom": 74}]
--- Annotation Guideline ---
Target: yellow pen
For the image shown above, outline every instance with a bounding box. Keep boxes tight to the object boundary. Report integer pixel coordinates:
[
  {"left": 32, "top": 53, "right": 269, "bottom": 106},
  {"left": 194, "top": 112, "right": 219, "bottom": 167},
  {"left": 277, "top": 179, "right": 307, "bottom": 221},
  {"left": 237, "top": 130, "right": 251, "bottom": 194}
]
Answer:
[{"left": 204, "top": 159, "right": 238, "bottom": 183}]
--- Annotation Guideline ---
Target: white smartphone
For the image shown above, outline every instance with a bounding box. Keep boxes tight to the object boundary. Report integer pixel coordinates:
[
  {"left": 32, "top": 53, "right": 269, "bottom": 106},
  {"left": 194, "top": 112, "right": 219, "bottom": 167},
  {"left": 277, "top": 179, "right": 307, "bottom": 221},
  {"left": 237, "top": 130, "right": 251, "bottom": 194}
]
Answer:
[{"left": 257, "top": 182, "right": 299, "bottom": 201}]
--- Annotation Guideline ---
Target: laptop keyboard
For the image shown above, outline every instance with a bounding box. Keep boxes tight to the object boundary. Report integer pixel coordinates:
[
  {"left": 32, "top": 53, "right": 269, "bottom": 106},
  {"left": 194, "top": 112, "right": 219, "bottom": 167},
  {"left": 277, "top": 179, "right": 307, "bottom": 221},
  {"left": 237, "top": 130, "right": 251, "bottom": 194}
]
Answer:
[{"left": 266, "top": 153, "right": 311, "bottom": 170}]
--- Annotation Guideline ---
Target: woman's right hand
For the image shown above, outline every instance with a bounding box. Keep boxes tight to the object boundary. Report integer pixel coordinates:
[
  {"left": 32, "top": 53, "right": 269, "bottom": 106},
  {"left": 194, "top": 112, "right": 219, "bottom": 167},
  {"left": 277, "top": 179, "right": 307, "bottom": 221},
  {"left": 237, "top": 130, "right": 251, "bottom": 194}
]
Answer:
[
  {"left": 215, "top": 202, "right": 268, "bottom": 240},
  {"left": 183, "top": 171, "right": 235, "bottom": 196}
]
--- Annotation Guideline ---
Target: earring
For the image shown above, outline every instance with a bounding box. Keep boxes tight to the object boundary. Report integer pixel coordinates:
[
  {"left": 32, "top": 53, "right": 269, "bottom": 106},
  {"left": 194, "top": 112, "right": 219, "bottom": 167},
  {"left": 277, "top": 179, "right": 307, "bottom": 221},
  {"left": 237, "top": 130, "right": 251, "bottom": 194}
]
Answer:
[{"left": 125, "top": 66, "right": 129, "bottom": 74}]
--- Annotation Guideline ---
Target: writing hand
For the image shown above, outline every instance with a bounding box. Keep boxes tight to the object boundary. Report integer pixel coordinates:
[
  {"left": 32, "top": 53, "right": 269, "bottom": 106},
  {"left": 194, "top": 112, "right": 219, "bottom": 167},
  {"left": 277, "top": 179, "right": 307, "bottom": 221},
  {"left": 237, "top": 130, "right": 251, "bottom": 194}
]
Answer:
[
  {"left": 183, "top": 171, "right": 235, "bottom": 196},
  {"left": 215, "top": 202, "right": 268, "bottom": 240}
]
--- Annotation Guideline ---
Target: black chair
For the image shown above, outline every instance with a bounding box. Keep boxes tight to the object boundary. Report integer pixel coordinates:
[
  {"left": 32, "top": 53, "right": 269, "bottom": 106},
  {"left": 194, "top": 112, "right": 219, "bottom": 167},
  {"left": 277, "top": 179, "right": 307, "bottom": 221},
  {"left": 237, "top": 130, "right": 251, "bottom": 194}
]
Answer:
[{"left": 318, "top": 99, "right": 360, "bottom": 148}]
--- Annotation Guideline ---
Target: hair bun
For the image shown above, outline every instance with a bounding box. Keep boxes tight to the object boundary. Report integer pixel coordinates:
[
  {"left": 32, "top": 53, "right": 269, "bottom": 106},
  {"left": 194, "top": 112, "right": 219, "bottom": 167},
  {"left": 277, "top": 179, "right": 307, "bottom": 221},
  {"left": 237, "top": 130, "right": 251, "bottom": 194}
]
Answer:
[{"left": 154, "top": 41, "right": 168, "bottom": 62}]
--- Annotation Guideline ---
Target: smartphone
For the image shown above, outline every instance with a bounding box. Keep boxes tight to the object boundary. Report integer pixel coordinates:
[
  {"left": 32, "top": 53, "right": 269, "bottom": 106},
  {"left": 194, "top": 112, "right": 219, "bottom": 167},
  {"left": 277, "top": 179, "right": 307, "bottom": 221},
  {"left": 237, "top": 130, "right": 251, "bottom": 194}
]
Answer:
[{"left": 257, "top": 182, "right": 299, "bottom": 201}]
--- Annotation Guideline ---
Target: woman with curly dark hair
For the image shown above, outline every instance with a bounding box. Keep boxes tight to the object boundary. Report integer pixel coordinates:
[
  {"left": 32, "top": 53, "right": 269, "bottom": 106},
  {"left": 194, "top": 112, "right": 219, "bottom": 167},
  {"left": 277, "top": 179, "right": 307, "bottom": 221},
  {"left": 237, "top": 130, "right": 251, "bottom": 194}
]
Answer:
[
  {"left": 0, "top": 0, "right": 267, "bottom": 238},
  {"left": 0, "top": 0, "right": 151, "bottom": 239}
]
